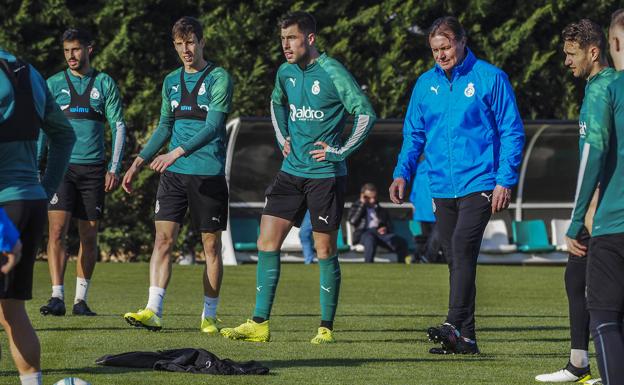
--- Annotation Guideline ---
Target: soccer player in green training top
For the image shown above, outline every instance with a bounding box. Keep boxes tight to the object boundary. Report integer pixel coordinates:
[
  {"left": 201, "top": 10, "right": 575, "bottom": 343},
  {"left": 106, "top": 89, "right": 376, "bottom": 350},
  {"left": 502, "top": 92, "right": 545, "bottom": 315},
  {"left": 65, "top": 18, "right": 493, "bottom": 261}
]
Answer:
[
  {"left": 581, "top": 10, "right": 624, "bottom": 385},
  {"left": 535, "top": 19, "right": 616, "bottom": 384},
  {"left": 221, "top": 11, "right": 376, "bottom": 344},
  {"left": 122, "top": 16, "right": 233, "bottom": 334},
  {"left": 38, "top": 28, "right": 126, "bottom": 318},
  {"left": 0, "top": 48, "right": 75, "bottom": 385}
]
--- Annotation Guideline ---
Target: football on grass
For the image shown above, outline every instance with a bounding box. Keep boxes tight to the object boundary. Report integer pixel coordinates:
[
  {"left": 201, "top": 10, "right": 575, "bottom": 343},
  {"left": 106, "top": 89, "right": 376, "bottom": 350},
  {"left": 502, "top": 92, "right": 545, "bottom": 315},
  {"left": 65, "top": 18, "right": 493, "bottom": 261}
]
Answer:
[{"left": 53, "top": 378, "right": 91, "bottom": 385}]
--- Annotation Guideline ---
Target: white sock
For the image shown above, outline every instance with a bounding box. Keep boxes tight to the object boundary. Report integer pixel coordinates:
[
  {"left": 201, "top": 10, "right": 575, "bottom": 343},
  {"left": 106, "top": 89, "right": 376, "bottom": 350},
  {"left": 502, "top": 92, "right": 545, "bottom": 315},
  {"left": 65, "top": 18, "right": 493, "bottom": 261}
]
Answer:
[
  {"left": 19, "top": 372, "right": 42, "bottom": 385},
  {"left": 51, "top": 285, "right": 64, "bottom": 300},
  {"left": 201, "top": 296, "right": 219, "bottom": 319},
  {"left": 74, "top": 277, "right": 90, "bottom": 304},
  {"left": 570, "top": 349, "right": 589, "bottom": 368},
  {"left": 147, "top": 286, "right": 166, "bottom": 317}
]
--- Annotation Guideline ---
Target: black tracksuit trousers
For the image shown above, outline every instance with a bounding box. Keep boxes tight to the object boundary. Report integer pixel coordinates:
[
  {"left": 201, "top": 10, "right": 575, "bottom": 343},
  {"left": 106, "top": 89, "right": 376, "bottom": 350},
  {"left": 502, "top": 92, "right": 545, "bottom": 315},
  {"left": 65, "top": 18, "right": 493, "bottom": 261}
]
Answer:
[
  {"left": 565, "top": 227, "right": 591, "bottom": 351},
  {"left": 433, "top": 191, "right": 492, "bottom": 341}
]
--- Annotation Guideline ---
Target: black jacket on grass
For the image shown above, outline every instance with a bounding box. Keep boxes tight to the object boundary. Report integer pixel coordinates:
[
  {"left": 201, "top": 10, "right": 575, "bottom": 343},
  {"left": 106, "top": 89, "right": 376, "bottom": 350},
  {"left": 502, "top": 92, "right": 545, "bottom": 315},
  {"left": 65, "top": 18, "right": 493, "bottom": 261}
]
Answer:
[{"left": 96, "top": 348, "right": 269, "bottom": 375}]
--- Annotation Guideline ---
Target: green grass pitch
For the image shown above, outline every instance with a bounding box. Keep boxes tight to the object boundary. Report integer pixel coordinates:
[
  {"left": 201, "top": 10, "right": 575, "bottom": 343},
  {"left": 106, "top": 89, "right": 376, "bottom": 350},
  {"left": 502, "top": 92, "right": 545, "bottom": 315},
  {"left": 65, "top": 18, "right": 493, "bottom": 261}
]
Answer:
[{"left": 0, "top": 262, "right": 589, "bottom": 384}]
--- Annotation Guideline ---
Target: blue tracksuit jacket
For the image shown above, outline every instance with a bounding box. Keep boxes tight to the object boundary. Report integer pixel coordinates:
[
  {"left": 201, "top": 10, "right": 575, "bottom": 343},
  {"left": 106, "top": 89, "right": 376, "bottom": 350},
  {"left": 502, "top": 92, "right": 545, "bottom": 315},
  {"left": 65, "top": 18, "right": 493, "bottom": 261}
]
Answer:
[{"left": 393, "top": 48, "right": 525, "bottom": 198}]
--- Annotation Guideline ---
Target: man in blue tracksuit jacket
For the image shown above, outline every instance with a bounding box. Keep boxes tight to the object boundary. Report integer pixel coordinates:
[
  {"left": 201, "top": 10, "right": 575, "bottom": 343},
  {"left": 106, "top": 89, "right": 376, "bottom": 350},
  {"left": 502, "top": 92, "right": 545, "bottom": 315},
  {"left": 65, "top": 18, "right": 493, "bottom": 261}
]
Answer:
[{"left": 390, "top": 16, "right": 525, "bottom": 354}]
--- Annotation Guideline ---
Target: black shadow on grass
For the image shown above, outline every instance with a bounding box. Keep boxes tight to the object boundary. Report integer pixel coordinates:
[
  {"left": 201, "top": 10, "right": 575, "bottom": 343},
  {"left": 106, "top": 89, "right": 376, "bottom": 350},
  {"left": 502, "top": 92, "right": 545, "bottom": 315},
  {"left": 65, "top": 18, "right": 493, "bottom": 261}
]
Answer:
[
  {"left": 232, "top": 313, "right": 567, "bottom": 319},
  {"left": 263, "top": 356, "right": 495, "bottom": 369},
  {"left": 282, "top": 328, "right": 420, "bottom": 333},
  {"left": 0, "top": 366, "right": 152, "bottom": 377},
  {"left": 173, "top": 313, "right": 566, "bottom": 319},
  {"left": 482, "top": 337, "right": 570, "bottom": 343},
  {"left": 340, "top": 328, "right": 419, "bottom": 332},
  {"left": 339, "top": 338, "right": 423, "bottom": 344},
  {"left": 36, "top": 326, "right": 201, "bottom": 333},
  {"left": 471, "top": 314, "right": 566, "bottom": 319},
  {"left": 37, "top": 326, "right": 133, "bottom": 332},
  {"left": 272, "top": 314, "right": 445, "bottom": 318},
  {"left": 495, "top": 352, "right": 569, "bottom": 358},
  {"left": 478, "top": 326, "right": 568, "bottom": 332}
]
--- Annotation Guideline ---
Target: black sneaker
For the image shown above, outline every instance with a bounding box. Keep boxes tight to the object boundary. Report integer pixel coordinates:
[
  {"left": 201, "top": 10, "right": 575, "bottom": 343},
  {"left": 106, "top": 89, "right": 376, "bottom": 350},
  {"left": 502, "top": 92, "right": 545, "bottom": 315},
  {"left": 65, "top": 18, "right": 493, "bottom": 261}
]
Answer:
[
  {"left": 40, "top": 297, "right": 66, "bottom": 316},
  {"left": 429, "top": 346, "right": 453, "bottom": 354},
  {"left": 72, "top": 300, "right": 97, "bottom": 316},
  {"left": 455, "top": 337, "right": 480, "bottom": 354},
  {"left": 429, "top": 339, "right": 480, "bottom": 354},
  {"left": 427, "top": 323, "right": 460, "bottom": 352}
]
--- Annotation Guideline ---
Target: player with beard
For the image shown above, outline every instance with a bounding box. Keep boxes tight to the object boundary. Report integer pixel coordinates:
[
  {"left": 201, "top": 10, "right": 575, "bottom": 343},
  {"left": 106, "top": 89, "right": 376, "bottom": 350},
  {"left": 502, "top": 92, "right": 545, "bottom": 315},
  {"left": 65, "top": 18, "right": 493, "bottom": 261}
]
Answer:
[
  {"left": 220, "top": 11, "right": 376, "bottom": 344},
  {"left": 38, "top": 28, "right": 126, "bottom": 317},
  {"left": 535, "top": 19, "right": 616, "bottom": 383},
  {"left": 580, "top": 10, "right": 624, "bottom": 385}
]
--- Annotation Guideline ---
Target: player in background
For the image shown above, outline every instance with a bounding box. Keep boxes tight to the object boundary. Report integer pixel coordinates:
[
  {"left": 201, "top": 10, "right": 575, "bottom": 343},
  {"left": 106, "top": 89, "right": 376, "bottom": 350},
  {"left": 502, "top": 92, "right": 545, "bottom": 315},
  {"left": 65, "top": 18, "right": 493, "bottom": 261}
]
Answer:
[
  {"left": 122, "top": 16, "right": 233, "bottom": 334},
  {"left": 38, "top": 28, "right": 126, "bottom": 317},
  {"left": 220, "top": 11, "right": 376, "bottom": 344},
  {"left": 0, "top": 48, "right": 75, "bottom": 385},
  {"left": 535, "top": 19, "right": 616, "bottom": 384}
]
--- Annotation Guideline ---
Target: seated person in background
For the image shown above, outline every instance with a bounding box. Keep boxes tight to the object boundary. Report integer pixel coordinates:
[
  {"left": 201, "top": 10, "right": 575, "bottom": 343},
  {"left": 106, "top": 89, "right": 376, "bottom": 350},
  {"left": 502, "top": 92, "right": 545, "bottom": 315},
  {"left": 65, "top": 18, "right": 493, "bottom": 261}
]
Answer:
[
  {"left": 410, "top": 157, "right": 444, "bottom": 263},
  {"left": 348, "top": 183, "right": 409, "bottom": 263}
]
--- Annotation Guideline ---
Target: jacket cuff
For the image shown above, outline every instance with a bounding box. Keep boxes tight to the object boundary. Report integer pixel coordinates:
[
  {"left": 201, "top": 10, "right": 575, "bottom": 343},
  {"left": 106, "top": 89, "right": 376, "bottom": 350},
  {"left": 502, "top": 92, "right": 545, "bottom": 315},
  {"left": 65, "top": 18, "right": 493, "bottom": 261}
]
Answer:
[{"left": 566, "top": 221, "right": 583, "bottom": 240}]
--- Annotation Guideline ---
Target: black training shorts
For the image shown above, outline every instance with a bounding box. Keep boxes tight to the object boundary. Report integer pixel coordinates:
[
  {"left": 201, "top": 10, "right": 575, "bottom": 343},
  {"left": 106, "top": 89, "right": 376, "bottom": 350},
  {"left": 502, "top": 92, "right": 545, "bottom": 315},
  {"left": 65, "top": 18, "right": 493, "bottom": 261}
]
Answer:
[
  {"left": 154, "top": 171, "right": 228, "bottom": 233},
  {"left": 0, "top": 199, "right": 46, "bottom": 300},
  {"left": 263, "top": 171, "right": 346, "bottom": 232},
  {"left": 586, "top": 233, "right": 624, "bottom": 312},
  {"left": 48, "top": 163, "right": 106, "bottom": 221}
]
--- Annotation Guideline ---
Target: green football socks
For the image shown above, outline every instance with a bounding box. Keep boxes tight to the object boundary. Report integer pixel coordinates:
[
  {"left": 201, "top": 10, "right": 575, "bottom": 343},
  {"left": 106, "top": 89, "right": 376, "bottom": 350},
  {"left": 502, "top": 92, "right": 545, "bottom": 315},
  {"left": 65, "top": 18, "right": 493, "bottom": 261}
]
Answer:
[
  {"left": 253, "top": 250, "right": 281, "bottom": 320},
  {"left": 319, "top": 254, "right": 341, "bottom": 324}
]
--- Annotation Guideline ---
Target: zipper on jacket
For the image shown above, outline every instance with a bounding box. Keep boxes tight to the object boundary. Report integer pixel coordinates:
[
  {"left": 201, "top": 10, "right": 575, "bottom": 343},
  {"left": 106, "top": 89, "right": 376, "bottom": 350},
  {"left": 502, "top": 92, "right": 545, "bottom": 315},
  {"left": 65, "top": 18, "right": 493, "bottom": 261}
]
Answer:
[{"left": 444, "top": 75, "right": 457, "bottom": 197}]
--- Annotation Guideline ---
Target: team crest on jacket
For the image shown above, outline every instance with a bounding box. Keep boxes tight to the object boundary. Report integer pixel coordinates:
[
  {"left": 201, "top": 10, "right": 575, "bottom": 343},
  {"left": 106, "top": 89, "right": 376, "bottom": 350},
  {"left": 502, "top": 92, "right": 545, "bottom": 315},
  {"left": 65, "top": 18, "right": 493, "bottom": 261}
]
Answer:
[
  {"left": 198, "top": 82, "right": 207, "bottom": 96},
  {"left": 312, "top": 80, "right": 321, "bottom": 95},
  {"left": 90, "top": 87, "right": 100, "bottom": 100},
  {"left": 464, "top": 82, "right": 475, "bottom": 97}
]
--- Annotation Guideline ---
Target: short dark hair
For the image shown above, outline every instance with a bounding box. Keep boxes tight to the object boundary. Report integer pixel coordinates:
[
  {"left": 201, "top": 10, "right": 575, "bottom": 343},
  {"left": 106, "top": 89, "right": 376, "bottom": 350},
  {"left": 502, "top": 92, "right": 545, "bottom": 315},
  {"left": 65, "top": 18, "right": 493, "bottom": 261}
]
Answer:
[
  {"left": 172, "top": 16, "right": 203, "bottom": 41},
  {"left": 361, "top": 183, "right": 377, "bottom": 194},
  {"left": 428, "top": 16, "right": 466, "bottom": 43},
  {"left": 61, "top": 28, "right": 93, "bottom": 46},
  {"left": 562, "top": 19, "right": 607, "bottom": 56},
  {"left": 611, "top": 9, "right": 624, "bottom": 30},
  {"left": 279, "top": 11, "right": 317, "bottom": 35}
]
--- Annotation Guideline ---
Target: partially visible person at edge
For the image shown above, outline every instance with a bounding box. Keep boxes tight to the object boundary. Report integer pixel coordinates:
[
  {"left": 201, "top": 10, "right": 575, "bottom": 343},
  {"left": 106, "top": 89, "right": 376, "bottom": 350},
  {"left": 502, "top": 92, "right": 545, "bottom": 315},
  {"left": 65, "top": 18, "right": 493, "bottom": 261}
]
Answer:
[
  {"left": 389, "top": 16, "right": 524, "bottom": 355},
  {"left": 0, "top": 48, "right": 76, "bottom": 385},
  {"left": 535, "top": 19, "right": 616, "bottom": 385},
  {"left": 570, "top": 9, "right": 624, "bottom": 385}
]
